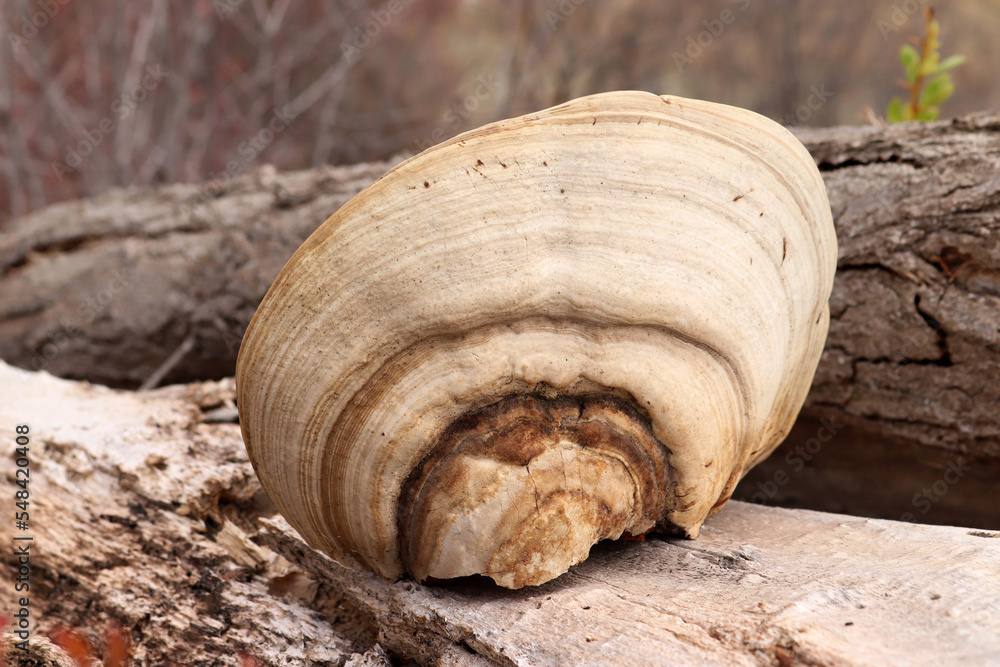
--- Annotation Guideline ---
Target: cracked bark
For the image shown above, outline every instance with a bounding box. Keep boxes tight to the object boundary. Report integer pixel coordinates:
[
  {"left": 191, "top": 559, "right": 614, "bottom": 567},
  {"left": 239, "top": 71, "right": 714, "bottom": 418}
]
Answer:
[
  {"left": 3, "top": 360, "right": 997, "bottom": 666},
  {"left": 738, "top": 116, "right": 1000, "bottom": 528},
  {"left": 1, "top": 115, "right": 999, "bottom": 526}
]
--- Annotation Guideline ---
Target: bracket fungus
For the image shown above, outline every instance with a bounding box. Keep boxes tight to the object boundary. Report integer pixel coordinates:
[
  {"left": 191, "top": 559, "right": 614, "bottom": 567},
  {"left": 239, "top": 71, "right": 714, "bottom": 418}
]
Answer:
[{"left": 236, "top": 91, "right": 837, "bottom": 589}]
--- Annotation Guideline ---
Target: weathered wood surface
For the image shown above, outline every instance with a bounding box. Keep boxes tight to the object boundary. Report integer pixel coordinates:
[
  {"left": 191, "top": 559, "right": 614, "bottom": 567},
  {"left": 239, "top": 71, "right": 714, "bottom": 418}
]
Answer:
[
  {"left": 1, "top": 114, "right": 999, "bottom": 520},
  {"left": 1, "top": 361, "right": 999, "bottom": 666},
  {"left": 261, "top": 507, "right": 1000, "bottom": 667},
  {"left": 0, "top": 361, "right": 378, "bottom": 666}
]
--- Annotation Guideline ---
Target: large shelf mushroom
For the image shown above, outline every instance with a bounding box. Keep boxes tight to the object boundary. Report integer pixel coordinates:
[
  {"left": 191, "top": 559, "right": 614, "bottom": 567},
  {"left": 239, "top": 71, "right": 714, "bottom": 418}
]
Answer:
[{"left": 236, "top": 91, "right": 837, "bottom": 589}]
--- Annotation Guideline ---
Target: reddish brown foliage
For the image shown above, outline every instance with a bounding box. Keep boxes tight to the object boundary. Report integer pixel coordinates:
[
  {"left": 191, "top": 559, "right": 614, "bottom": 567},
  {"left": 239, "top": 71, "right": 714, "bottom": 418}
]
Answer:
[{"left": 49, "top": 621, "right": 132, "bottom": 667}]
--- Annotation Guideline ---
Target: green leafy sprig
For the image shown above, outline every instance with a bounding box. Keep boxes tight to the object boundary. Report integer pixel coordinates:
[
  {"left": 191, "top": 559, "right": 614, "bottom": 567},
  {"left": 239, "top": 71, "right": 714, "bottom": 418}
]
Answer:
[{"left": 887, "top": 8, "right": 965, "bottom": 123}]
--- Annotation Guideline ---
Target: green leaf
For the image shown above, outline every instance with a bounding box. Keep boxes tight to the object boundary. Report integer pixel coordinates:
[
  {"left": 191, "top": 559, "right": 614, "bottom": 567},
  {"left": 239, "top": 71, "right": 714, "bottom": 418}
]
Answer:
[
  {"left": 933, "top": 54, "right": 966, "bottom": 74},
  {"left": 917, "top": 107, "right": 940, "bottom": 122},
  {"left": 899, "top": 44, "right": 921, "bottom": 84},
  {"left": 921, "top": 51, "right": 940, "bottom": 76},
  {"left": 920, "top": 74, "right": 954, "bottom": 107},
  {"left": 886, "top": 97, "right": 904, "bottom": 123}
]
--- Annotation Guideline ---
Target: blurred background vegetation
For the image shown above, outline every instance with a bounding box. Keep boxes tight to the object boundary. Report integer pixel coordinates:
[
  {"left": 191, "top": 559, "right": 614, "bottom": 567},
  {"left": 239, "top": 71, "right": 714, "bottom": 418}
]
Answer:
[{"left": 0, "top": 0, "right": 997, "bottom": 229}]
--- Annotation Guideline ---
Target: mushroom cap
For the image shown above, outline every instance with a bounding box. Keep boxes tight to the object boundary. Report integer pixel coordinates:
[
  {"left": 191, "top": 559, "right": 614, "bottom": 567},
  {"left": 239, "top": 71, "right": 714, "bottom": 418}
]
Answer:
[{"left": 236, "top": 91, "right": 837, "bottom": 588}]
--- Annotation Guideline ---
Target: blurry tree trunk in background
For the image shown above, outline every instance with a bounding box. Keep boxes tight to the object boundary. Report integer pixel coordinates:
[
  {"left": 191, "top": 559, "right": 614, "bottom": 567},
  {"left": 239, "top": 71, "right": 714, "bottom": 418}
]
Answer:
[
  {"left": 2, "top": 0, "right": 998, "bottom": 227},
  {"left": 0, "top": 0, "right": 379, "bottom": 223},
  {"left": 0, "top": 113, "right": 999, "bottom": 530},
  {"left": 773, "top": 0, "right": 803, "bottom": 119}
]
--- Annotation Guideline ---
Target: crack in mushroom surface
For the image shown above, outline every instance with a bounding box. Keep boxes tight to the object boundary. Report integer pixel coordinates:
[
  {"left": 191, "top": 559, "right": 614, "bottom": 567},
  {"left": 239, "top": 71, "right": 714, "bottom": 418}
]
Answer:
[{"left": 235, "top": 91, "right": 837, "bottom": 589}]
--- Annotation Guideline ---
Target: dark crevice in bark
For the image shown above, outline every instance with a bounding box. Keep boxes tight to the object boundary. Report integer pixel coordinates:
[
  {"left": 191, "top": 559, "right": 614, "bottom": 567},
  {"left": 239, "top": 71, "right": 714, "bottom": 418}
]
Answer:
[
  {"left": 913, "top": 293, "right": 954, "bottom": 367},
  {"left": 835, "top": 262, "right": 904, "bottom": 275},
  {"left": 816, "top": 153, "right": 925, "bottom": 171},
  {"left": 1, "top": 221, "right": 212, "bottom": 277}
]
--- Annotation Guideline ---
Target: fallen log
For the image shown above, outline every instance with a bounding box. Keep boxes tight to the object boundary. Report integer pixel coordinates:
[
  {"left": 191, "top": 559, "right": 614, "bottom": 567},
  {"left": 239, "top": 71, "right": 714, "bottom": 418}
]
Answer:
[
  {"left": 1, "top": 361, "right": 997, "bottom": 666},
  {"left": 1, "top": 115, "right": 999, "bottom": 526},
  {"left": 0, "top": 361, "right": 371, "bottom": 666},
  {"left": 259, "top": 507, "right": 1000, "bottom": 667},
  {"left": 0, "top": 159, "right": 399, "bottom": 389},
  {"left": 738, "top": 117, "right": 1000, "bottom": 527}
]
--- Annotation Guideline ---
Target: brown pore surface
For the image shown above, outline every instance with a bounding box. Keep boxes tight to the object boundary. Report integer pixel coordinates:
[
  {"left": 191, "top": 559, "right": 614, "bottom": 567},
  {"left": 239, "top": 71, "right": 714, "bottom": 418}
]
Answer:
[{"left": 398, "top": 393, "right": 677, "bottom": 587}]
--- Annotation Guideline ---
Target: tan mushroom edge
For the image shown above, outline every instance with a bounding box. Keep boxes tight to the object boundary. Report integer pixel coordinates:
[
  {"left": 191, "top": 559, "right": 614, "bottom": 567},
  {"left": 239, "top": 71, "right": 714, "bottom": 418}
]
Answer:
[{"left": 235, "top": 91, "right": 837, "bottom": 589}]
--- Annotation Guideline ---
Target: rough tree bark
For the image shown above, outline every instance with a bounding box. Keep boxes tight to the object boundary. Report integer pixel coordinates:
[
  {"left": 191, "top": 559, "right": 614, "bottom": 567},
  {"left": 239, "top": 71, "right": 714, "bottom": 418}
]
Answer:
[
  {"left": 1, "top": 361, "right": 998, "bottom": 666},
  {"left": 739, "top": 116, "right": 1000, "bottom": 527},
  {"left": 0, "top": 115, "right": 998, "bottom": 525},
  {"left": 0, "top": 159, "right": 399, "bottom": 389}
]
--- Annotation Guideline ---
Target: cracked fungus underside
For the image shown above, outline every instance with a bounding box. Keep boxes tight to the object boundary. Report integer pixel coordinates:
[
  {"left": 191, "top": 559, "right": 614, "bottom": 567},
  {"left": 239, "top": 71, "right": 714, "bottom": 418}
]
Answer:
[{"left": 398, "top": 393, "right": 676, "bottom": 588}]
